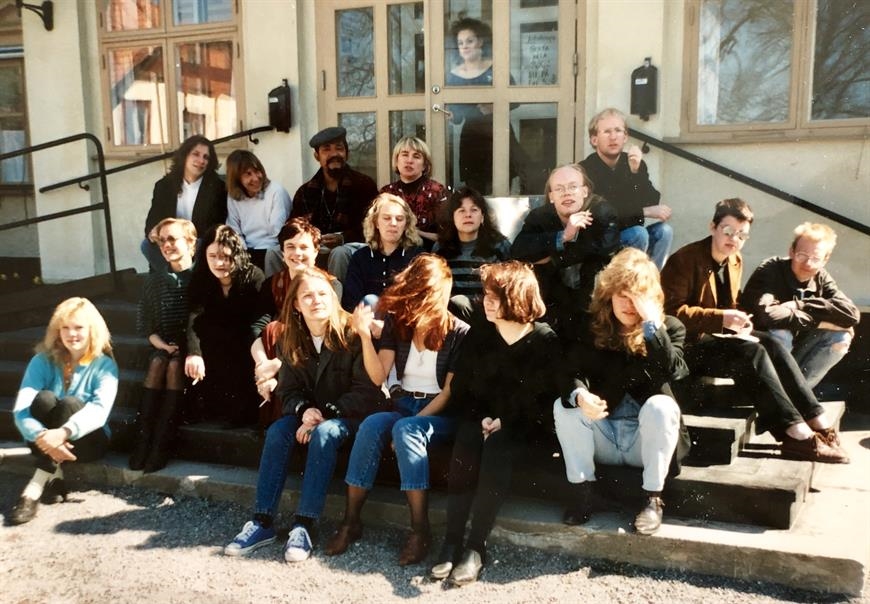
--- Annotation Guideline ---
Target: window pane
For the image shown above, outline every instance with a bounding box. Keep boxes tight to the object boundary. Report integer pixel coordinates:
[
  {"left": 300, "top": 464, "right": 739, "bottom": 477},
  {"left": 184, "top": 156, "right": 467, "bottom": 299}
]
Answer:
[
  {"left": 510, "top": 102, "right": 555, "bottom": 194},
  {"left": 811, "top": 0, "right": 870, "bottom": 120},
  {"left": 173, "top": 0, "right": 233, "bottom": 26},
  {"left": 1, "top": 116, "right": 30, "bottom": 184},
  {"left": 336, "top": 9, "right": 375, "bottom": 97},
  {"left": 339, "top": 112, "right": 377, "bottom": 183},
  {"left": 176, "top": 41, "right": 237, "bottom": 142},
  {"left": 105, "top": 0, "right": 161, "bottom": 32},
  {"left": 446, "top": 102, "right": 493, "bottom": 194},
  {"left": 107, "top": 46, "right": 168, "bottom": 146},
  {"left": 510, "top": 3, "right": 558, "bottom": 86},
  {"left": 697, "top": 0, "right": 793, "bottom": 124},
  {"left": 388, "top": 3, "right": 425, "bottom": 95},
  {"left": 445, "top": 1, "right": 494, "bottom": 87},
  {"left": 389, "top": 110, "right": 426, "bottom": 153}
]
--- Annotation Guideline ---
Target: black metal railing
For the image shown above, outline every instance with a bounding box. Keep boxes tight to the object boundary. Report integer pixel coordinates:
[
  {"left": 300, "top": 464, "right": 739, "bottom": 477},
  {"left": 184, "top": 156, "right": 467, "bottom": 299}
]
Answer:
[
  {"left": 628, "top": 128, "right": 869, "bottom": 237},
  {"left": 0, "top": 126, "right": 274, "bottom": 291}
]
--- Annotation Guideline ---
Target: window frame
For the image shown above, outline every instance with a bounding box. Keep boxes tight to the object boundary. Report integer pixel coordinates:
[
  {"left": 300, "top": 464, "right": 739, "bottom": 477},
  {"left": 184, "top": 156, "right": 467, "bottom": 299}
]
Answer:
[
  {"left": 681, "top": 0, "right": 869, "bottom": 142},
  {"left": 97, "top": 0, "right": 245, "bottom": 154}
]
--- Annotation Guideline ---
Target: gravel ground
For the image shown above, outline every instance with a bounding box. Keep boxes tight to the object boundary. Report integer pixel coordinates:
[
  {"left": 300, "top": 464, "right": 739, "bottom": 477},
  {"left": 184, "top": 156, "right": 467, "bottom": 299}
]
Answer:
[{"left": 1, "top": 471, "right": 866, "bottom": 604}]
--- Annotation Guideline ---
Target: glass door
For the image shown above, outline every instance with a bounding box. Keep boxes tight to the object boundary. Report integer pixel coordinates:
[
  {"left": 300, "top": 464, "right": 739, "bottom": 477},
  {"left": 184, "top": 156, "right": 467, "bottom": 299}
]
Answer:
[{"left": 316, "top": 0, "right": 578, "bottom": 195}]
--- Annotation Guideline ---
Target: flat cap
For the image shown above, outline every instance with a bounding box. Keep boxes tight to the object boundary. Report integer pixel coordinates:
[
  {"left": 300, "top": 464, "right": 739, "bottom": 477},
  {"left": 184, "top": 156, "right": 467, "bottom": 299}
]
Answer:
[{"left": 309, "top": 126, "right": 347, "bottom": 149}]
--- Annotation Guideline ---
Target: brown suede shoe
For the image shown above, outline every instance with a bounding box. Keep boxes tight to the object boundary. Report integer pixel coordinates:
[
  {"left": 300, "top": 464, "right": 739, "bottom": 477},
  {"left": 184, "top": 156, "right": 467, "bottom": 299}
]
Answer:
[
  {"left": 816, "top": 427, "right": 843, "bottom": 448},
  {"left": 781, "top": 433, "right": 849, "bottom": 464},
  {"left": 323, "top": 522, "right": 362, "bottom": 556},
  {"left": 398, "top": 530, "right": 430, "bottom": 566}
]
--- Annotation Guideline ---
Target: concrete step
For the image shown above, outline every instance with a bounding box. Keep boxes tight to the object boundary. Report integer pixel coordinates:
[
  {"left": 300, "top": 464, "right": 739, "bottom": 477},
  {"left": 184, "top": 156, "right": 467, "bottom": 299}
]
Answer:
[
  {"left": 683, "top": 406, "right": 754, "bottom": 466},
  {"left": 2, "top": 422, "right": 867, "bottom": 597},
  {"left": 0, "top": 327, "right": 149, "bottom": 370},
  {"left": 94, "top": 298, "right": 141, "bottom": 335}
]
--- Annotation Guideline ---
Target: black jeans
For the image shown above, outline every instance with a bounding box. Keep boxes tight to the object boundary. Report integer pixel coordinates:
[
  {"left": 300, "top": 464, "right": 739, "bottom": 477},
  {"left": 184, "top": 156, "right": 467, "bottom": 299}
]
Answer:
[
  {"left": 686, "top": 331, "right": 824, "bottom": 434},
  {"left": 28, "top": 390, "right": 110, "bottom": 473},
  {"left": 444, "top": 419, "right": 523, "bottom": 556}
]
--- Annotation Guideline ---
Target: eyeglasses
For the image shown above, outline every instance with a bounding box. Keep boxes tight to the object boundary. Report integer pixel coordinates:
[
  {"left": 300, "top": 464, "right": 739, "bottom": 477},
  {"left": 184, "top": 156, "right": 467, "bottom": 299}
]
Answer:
[
  {"left": 158, "top": 236, "right": 181, "bottom": 246},
  {"left": 794, "top": 251, "right": 827, "bottom": 265},
  {"left": 599, "top": 127, "right": 626, "bottom": 137},
  {"left": 720, "top": 225, "right": 750, "bottom": 241},
  {"left": 551, "top": 183, "right": 583, "bottom": 196}
]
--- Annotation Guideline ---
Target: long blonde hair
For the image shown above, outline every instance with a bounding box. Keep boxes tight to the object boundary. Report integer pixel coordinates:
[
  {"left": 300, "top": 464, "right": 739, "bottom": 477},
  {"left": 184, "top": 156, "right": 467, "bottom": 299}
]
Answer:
[
  {"left": 38, "top": 297, "right": 113, "bottom": 365},
  {"left": 277, "top": 267, "right": 353, "bottom": 366},
  {"left": 362, "top": 193, "right": 423, "bottom": 251},
  {"left": 589, "top": 248, "right": 663, "bottom": 356}
]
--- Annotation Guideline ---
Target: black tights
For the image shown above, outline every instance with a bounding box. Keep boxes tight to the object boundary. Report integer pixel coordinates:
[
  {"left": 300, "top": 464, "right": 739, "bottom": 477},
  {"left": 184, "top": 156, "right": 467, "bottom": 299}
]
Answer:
[{"left": 29, "top": 391, "right": 109, "bottom": 472}]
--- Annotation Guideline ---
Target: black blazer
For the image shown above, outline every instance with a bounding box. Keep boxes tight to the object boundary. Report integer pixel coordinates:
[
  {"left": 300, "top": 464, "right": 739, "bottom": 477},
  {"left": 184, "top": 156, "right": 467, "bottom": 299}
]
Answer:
[
  {"left": 277, "top": 336, "right": 386, "bottom": 421},
  {"left": 144, "top": 171, "right": 227, "bottom": 237}
]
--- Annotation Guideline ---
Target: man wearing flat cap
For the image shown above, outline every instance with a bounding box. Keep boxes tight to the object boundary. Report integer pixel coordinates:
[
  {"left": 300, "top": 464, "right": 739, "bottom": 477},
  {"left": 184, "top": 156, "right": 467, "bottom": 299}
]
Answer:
[{"left": 265, "top": 127, "right": 378, "bottom": 278}]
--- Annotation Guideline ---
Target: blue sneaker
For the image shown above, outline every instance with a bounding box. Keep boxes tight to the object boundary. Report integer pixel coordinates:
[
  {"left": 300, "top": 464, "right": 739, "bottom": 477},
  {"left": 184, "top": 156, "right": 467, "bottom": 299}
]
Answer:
[
  {"left": 224, "top": 520, "right": 276, "bottom": 557},
  {"left": 284, "top": 525, "right": 313, "bottom": 562}
]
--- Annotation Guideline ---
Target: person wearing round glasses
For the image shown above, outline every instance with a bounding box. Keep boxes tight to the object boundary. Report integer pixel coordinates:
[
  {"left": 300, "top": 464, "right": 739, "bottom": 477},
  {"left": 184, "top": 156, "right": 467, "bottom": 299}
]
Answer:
[
  {"left": 741, "top": 222, "right": 858, "bottom": 389},
  {"left": 661, "top": 199, "right": 849, "bottom": 464}
]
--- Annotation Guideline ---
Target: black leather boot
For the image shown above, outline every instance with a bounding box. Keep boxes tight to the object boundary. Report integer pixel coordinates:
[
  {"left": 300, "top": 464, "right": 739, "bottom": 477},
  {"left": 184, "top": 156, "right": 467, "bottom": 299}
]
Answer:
[
  {"left": 129, "top": 388, "right": 162, "bottom": 470},
  {"left": 143, "top": 390, "right": 181, "bottom": 473}
]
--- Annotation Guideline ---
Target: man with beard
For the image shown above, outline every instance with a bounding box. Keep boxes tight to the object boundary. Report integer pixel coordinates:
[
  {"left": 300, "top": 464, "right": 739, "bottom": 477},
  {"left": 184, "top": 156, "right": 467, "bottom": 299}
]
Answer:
[
  {"left": 580, "top": 108, "right": 673, "bottom": 270},
  {"left": 265, "top": 127, "right": 378, "bottom": 279}
]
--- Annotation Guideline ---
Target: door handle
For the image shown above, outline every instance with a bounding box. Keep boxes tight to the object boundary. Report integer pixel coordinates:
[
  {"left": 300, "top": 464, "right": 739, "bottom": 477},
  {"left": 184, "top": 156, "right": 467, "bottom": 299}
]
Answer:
[{"left": 432, "top": 103, "right": 453, "bottom": 118}]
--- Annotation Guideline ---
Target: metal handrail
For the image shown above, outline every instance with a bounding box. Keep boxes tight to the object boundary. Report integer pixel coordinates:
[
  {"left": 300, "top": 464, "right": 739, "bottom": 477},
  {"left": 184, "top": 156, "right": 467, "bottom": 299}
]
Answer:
[
  {"left": 41, "top": 125, "right": 273, "bottom": 193},
  {"left": 628, "top": 128, "right": 870, "bottom": 237},
  {"left": 0, "top": 132, "right": 119, "bottom": 288}
]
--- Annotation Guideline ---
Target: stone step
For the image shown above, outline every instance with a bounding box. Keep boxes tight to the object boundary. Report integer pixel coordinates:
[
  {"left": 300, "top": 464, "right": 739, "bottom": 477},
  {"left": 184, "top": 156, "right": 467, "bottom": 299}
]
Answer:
[
  {"left": 2, "top": 433, "right": 866, "bottom": 597},
  {"left": 683, "top": 407, "right": 754, "bottom": 466}
]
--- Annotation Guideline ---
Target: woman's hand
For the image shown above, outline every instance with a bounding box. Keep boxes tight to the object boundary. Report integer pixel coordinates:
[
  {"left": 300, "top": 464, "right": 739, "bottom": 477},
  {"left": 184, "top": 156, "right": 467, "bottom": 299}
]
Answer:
[
  {"left": 352, "top": 303, "right": 375, "bottom": 339},
  {"left": 481, "top": 417, "right": 502, "bottom": 440},
  {"left": 35, "top": 429, "right": 77, "bottom": 463},
  {"left": 576, "top": 389, "right": 609, "bottom": 421},
  {"left": 296, "top": 408, "right": 324, "bottom": 444},
  {"left": 629, "top": 293, "right": 663, "bottom": 326},
  {"left": 184, "top": 355, "right": 206, "bottom": 382},
  {"left": 257, "top": 378, "right": 278, "bottom": 400},
  {"left": 255, "top": 358, "right": 281, "bottom": 382}
]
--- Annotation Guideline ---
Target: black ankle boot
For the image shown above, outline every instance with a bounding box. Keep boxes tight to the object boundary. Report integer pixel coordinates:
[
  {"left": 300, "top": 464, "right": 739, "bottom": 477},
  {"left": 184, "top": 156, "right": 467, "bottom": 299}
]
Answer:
[
  {"left": 562, "top": 481, "right": 594, "bottom": 526},
  {"left": 129, "top": 388, "right": 162, "bottom": 470}
]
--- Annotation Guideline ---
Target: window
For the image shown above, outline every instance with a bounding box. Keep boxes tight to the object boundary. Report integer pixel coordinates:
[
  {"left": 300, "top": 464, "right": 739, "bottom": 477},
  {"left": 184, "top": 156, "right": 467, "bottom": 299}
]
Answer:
[
  {"left": 0, "top": 52, "right": 30, "bottom": 185},
  {"left": 685, "top": 0, "right": 869, "bottom": 137},
  {"left": 98, "top": 0, "right": 243, "bottom": 150}
]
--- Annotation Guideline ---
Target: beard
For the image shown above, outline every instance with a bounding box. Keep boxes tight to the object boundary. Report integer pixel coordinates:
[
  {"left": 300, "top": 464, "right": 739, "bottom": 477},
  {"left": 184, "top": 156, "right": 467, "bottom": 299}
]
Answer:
[{"left": 325, "top": 157, "right": 347, "bottom": 179}]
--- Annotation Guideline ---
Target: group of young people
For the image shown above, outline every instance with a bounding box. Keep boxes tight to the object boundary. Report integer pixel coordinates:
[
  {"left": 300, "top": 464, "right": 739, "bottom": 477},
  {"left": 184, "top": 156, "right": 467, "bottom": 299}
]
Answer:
[{"left": 10, "top": 103, "right": 857, "bottom": 587}]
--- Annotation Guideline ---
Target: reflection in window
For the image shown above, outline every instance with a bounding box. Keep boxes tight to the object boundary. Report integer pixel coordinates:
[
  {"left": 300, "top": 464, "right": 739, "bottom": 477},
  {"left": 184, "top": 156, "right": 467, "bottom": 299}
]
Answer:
[
  {"left": 389, "top": 110, "right": 426, "bottom": 153},
  {"left": 105, "top": 0, "right": 161, "bottom": 31},
  {"left": 446, "top": 103, "right": 493, "bottom": 194},
  {"left": 388, "top": 3, "right": 425, "bottom": 95},
  {"left": 0, "top": 59, "right": 30, "bottom": 184},
  {"left": 510, "top": 3, "right": 558, "bottom": 86},
  {"left": 339, "top": 112, "right": 377, "bottom": 183},
  {"left": 173, "top": 0, "right": 233, "bottom": 26},
  {"left": 444, "top": 3, "right": 494, "bottom": 87},
  {"left": 811, "top": 0, "right": 870, "bottom": 120},
  {"left": 108, "top": 46, "right": 168, "bottom": 146},
  {"left": 510, "top": 103, "right": 555, "bottom": 194},
  {"left": 337, "top": 8, "right": 375, "bottom": 97},
  {"left": 697, "top": 0, "right": 793, "bottom": 124},
  {"left": 175, "top": 41, "right": 236, "bottom": 141}
]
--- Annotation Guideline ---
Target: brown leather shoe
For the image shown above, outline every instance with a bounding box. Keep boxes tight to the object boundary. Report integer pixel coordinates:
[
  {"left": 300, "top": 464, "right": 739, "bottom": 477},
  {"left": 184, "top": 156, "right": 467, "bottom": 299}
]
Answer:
[
  {"left": 323, "top": 522, "right": 362, "bottom": 556},
  {"left": 398, "top": 530, "right": 430, "bottom": 566},
  {"left": 781, "top": 433, "right": 849, "bottom": 464},
  {"left": 634, "top": 496, "right": 664, "bottom": 536},
  {"left": 816, "top": 427, "right": 843, "bottom": 448}
]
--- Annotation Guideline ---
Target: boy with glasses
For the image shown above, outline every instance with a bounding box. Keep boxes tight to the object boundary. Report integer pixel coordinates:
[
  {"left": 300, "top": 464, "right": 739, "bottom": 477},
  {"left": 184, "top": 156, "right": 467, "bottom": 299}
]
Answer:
[
  {"left": 742, "top": 222, "right": 858, "bottom": 388},
  {"left": 661, "top": 199, "right": 848, "bottom": 464},
  {"left": 580, "top": 108, "right": 673, "bottom": 269}
]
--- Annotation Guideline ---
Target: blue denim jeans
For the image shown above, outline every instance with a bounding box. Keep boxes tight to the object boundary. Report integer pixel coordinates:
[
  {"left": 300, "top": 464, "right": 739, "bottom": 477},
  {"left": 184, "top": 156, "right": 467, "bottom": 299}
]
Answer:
[
  {"left": 345, "top": 395, "right": 456, "bottom": 491},
  {"left": 254, "top": 414, "right": 359, "bottom": 520},
  {"left": 768, "top": 328, "right": 852, "bottom": 389},
  {"left": 620, "top": 222, "right": 673, "bottom": 270}
]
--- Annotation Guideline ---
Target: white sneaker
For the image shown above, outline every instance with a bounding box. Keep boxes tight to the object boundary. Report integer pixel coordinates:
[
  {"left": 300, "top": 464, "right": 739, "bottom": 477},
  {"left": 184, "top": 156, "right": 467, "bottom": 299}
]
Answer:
[{"left": 284, "top": 525, "right": 313, "bottom": 562}]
